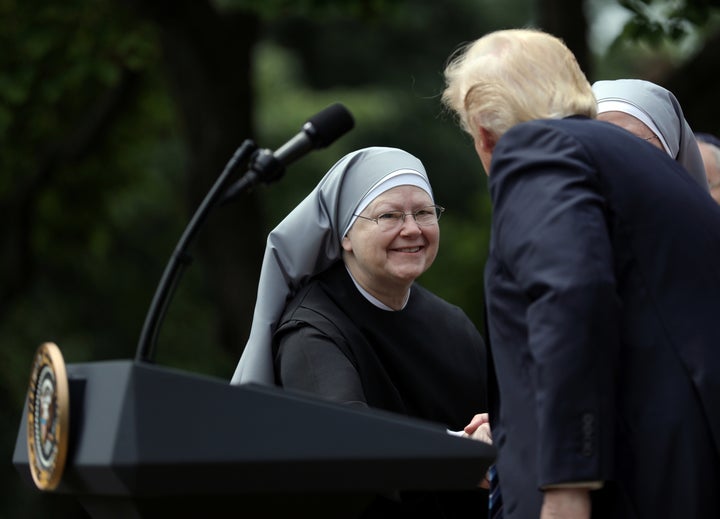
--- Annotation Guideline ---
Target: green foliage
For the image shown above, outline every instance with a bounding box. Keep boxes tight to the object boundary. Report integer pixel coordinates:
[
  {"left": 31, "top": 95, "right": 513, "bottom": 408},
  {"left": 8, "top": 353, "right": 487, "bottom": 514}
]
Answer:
[
  {"left": 0, "top": 3, "right": 179, "bottom": 515},
  {"left": 0, "top": 1, "right": 158, "bottom": 144},
  {"left": 616, "top": 0, "right": 720, "bottom": 44},
  {"left": 216, "top": 0, "right": 400, "bottom": 19},
  {"left": 0, "top": 6, "right": 175, "bottom": 351}
]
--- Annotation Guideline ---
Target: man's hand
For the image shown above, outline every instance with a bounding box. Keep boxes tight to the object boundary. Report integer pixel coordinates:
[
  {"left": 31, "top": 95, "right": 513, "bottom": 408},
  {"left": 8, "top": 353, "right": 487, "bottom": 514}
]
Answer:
[
  {"left": 463, "top": 412, "right": 493, "bottom": 444},
  {"left": 462, "top": 413, "right": 493, "bottom": 489}
]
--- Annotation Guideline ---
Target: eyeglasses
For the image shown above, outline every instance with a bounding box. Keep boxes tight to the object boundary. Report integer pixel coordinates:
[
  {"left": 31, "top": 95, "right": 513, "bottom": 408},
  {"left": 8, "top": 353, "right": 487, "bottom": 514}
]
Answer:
[{"left": 354, "top": 205, "right": 445, "bottom": 231}]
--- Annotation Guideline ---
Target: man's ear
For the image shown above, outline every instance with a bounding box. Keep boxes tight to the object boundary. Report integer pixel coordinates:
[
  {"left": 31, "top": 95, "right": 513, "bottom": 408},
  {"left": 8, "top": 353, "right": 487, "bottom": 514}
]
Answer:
[
  {"left": 475, "top": 126, "right": 497, "bottom": 153},
  {"left": 473, "top": 126, "right": 497, "bottom": 175}
]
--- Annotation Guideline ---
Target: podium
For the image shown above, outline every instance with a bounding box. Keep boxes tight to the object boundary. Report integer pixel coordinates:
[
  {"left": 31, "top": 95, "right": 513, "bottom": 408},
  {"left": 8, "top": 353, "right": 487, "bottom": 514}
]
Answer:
[{"left": 14, "top": 359, "right": 495, "bottom": 518}]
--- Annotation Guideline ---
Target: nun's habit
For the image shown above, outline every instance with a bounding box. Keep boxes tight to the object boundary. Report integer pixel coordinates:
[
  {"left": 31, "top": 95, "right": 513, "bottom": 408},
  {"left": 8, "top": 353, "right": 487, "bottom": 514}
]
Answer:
[
  {"left": 592, "top": 79, "right": 709, "bottom": 191},
  {"left": 231, "top": 147, "right": 444, "bottom": 386},
  {"left": 230, "top": 146, "right": 489, "bottom": 517}
]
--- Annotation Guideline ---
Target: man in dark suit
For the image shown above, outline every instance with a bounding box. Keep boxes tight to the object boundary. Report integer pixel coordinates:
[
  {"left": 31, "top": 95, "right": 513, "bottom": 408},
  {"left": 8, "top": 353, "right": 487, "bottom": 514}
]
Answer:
[{"left": 441, "top": 29, "right": 720, "bottom": 518}]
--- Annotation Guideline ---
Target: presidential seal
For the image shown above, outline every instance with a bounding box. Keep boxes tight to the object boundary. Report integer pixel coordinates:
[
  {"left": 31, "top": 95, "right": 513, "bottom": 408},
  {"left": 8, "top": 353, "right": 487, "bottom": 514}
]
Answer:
[{"left": 26, "top": 342, "right": 69, "bottom": 491}]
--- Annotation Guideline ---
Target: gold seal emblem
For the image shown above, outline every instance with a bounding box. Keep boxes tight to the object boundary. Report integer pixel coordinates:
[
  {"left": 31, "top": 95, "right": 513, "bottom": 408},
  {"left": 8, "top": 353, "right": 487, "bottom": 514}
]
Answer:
[{"left": 26, "top": 342, "right": 69, "bottom": 491}]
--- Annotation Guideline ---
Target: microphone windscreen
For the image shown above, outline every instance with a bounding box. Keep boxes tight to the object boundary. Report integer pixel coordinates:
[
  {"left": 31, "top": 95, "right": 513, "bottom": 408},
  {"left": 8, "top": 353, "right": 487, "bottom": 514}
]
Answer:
[{"left": 305, "top": 103, "right": 355, "bottom": 148}]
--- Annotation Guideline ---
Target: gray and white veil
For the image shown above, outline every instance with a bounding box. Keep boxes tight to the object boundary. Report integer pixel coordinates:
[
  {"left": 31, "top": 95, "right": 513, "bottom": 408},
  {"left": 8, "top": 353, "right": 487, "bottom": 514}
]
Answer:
[{"left": 593, "top": 78, "right": 709, "bottom": 191}]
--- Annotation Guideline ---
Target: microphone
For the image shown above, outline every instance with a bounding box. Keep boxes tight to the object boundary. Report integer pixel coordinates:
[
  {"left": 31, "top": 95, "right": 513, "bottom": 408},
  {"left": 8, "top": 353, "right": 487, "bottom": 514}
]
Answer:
[
  {"left": 236, "top": 103, "right": 355, "bottom": 190},
  {"left": 272, "top": 102, "right": 355, "bottom": 166},
  {"left": 220, "top": 104, "right": 354, "bottom": 202}
]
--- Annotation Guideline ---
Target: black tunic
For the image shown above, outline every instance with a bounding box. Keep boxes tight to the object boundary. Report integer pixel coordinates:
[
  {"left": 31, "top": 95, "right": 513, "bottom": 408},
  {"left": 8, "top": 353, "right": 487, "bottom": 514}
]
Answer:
[
  {"left": 273, "top": 261, "right": 489, "bottom": 518},
  {"left": 274, "top": 261, "right": 487, "bottom": 428}
]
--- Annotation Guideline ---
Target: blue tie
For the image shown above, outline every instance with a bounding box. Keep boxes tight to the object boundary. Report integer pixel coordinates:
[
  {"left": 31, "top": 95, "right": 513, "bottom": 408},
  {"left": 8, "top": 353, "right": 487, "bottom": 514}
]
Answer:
[{"left": 488, "top": 464, "right": 503, "bottom": 519}]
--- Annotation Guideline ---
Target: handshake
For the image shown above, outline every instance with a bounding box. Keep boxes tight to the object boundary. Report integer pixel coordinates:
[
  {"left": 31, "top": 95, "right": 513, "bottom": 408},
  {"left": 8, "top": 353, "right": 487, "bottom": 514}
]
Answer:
[{"left": 447, "top": 413, "right": 493, "bottom": 490}]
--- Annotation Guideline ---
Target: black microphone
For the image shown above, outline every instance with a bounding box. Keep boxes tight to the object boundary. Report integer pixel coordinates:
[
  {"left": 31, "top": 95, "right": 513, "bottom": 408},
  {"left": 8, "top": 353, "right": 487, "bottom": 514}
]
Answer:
[
  {"left": 224, "top": 103, "right": 355, "bottom": 195},
  {"left": 273, "top": 102, "right": 355, "bottom": 166}
]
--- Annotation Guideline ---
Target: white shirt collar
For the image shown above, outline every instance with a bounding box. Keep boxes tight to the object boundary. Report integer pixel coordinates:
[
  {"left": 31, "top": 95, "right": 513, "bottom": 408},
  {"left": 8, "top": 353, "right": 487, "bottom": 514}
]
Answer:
[{"left": 345, "top": 265, "right": 409, "bottom": 311}]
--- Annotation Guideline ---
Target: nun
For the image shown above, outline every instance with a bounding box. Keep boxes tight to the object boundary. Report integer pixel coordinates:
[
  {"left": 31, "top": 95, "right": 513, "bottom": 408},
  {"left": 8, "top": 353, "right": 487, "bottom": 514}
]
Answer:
[
  {"left": 230, "top": 146, "right": 489, "bottom": 516},
  {"left": 592, "top": 78, "right": 709, "bottom": 191},
  {"left": 231, "top": 145, "right": 486, "bottom": 426}
]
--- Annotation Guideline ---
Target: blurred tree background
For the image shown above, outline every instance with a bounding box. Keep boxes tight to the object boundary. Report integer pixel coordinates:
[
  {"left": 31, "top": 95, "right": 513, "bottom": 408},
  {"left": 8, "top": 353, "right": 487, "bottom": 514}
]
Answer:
[{"left": 2, "top": 0, "right": 719, "bottom": 516}]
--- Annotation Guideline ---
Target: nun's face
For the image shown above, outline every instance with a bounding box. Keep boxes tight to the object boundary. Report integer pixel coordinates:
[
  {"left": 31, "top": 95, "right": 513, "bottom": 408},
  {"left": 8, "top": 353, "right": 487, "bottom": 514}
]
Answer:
[
  {"left": 597, "top": 111, "right": 665, "bottom": 153},
  {"left": 341, "top": 185, "right": 439, "bottom": 299}
]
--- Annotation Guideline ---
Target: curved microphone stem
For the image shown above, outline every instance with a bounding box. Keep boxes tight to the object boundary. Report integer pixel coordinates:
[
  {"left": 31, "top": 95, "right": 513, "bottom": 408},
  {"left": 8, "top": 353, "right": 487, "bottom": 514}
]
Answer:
[{"left": 135, "top": 139, "right": 258, "bottom": 364}]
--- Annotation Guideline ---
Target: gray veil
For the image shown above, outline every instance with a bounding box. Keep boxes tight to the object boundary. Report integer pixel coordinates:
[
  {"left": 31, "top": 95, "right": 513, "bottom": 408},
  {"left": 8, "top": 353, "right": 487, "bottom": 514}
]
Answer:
[
  {"left": 230, "top": 146, "right": 430, "bottom": 385},
  {"left": 592, "top": 79, "right": 709, "bottom": 191}
]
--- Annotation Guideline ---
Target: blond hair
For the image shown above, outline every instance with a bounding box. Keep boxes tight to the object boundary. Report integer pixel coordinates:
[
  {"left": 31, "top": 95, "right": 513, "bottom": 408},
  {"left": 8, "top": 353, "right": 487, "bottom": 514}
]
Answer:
[{"left": 442, "top": 29, "right": 596, "bottom": 140}]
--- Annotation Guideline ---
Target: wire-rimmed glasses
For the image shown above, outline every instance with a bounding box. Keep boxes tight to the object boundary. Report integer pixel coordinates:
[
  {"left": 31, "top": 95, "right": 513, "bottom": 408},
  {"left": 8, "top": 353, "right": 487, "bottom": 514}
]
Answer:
[{"left": 353, "top": 205, "right": 445, "bottom": 231}]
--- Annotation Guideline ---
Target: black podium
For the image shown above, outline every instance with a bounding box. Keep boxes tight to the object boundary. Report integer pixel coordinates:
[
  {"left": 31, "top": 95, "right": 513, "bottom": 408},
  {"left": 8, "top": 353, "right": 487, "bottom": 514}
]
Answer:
[{"left": 14, "top": 360, "right": 495, "bottom": 518}]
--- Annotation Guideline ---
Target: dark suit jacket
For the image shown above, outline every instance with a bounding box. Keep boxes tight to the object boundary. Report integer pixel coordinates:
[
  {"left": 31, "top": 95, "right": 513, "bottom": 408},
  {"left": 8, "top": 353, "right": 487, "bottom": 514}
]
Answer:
[{"left": 485, "top": 116, "right": 720, "bottom": 518}]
